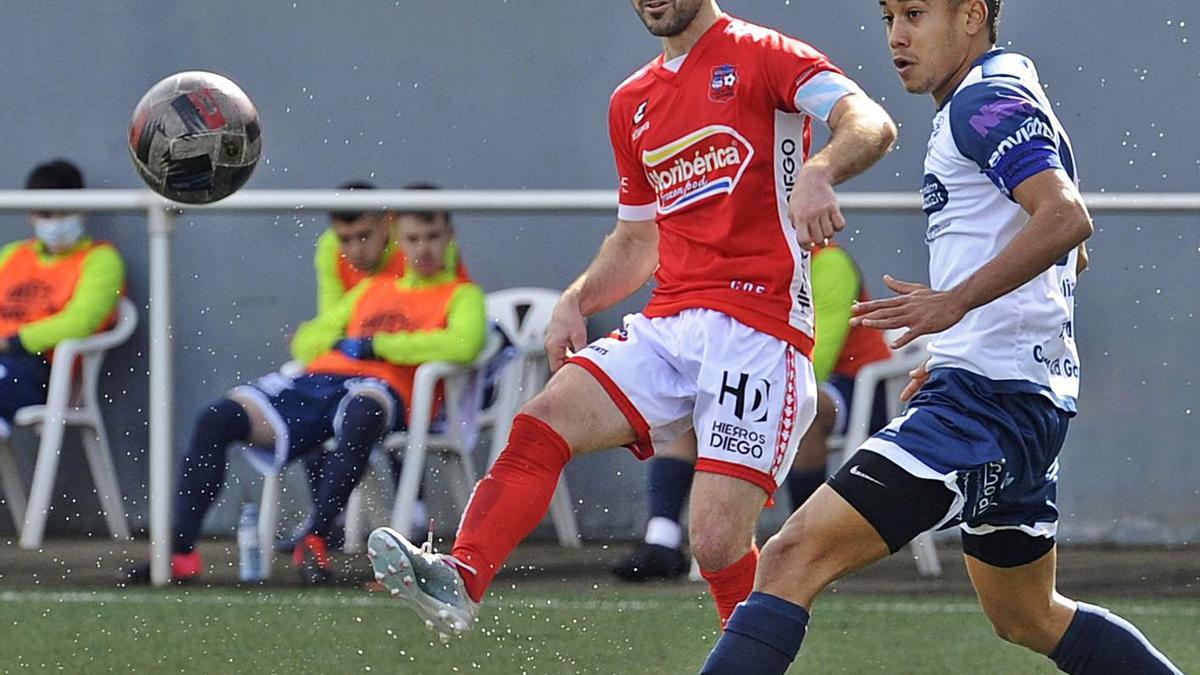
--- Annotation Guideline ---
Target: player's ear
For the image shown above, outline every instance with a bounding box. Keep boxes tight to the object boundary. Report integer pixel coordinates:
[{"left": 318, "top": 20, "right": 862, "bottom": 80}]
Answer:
[{"left": 963, "top": 0, "right": 988, "bottom": 39}]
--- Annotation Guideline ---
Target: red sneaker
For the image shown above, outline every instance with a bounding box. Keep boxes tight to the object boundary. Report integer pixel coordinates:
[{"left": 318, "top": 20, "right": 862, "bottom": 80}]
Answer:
[
  {"left": 293, "top": 533, "right": 332, "bottom": 585},
  {"left": 119, "top": 550, "right": 202, "bottom": 585}
]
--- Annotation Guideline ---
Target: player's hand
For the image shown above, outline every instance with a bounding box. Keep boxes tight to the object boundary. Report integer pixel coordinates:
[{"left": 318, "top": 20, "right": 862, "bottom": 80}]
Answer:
[
  {"left": 334, "top": 337, "right": 375, "bottom": 360},
  {"left": 900, "top": 358, "right": 930, "bottom": 402},
  {"left": 850, "top": 275, "right": 968, "bottom": 349},
  {"left": 788, "top": 166, "right": 845, "bottom": 250},
  {"left": 545, "top": 293, "right": 588, "bottom": 372}
]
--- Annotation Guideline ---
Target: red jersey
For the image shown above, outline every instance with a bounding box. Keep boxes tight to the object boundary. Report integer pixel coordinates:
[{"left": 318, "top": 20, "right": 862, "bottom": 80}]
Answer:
[{"left": 610, "top": 14, "right": 859, "bottom": 355}]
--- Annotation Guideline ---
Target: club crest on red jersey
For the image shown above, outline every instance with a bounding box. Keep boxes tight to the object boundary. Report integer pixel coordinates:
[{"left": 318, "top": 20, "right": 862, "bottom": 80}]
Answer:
[
  {"left": 709, "top": 64, "right": 738, "bottom": 102},
  {"left": 642, "top": 125, "right": 754, "bottom": 215}
]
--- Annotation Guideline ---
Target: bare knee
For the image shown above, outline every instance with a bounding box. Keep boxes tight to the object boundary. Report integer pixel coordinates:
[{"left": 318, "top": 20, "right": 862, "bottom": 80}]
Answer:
[
  {"left": 688, "top": 520, "right": 751, "bottom": 571},
  {"left": 989, "top": 615, "right": 1047, "bottom": 650},
  {"left": 986, "top": 606, "right": 1072, "bottom": 653}
]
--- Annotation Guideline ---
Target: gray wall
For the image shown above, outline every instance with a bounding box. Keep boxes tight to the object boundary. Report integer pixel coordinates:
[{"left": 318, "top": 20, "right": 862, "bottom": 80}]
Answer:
[{"left": 0, "top": 1, "right": 1195, "bottom": 544}]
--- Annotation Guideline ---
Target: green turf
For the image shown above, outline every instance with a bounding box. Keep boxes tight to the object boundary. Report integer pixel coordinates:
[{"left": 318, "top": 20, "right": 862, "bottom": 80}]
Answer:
[{"left": 0, "top": 587, "right": 1194, "bottom": 673}]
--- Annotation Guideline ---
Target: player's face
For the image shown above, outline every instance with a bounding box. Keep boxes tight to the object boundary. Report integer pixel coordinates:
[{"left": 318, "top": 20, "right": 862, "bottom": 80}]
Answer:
[
  {"left": 397, "top": 215, "right": 453, "bottom": 279},
  {"left": 629, "top": 0, "right": 705, "bottom": 37},
  {"left": 881, "top": 0, "right": 973, "bottom": 98},
  {"left": 332, "top": 214, "right": 392, "bottom": 273}
]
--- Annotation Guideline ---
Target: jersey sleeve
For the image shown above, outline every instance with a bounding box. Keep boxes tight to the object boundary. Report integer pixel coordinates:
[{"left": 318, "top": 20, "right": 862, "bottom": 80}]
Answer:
[
  {"left": 290, "top": 280, "right": 363, "bottom": 364},
  {"left": 314, "top": 229, "right": 346, "bottom": 315},
  {"left": 760, "top": 33, "right": 862, "bottom": 123},
  {"left": 809, "top": 247, "right": 859, "bottom": 382},
  {"left": 608, "top": 95, "right": 657, "bottom": 222},
  {"left": 950, "top": 81, "right": 1064, "bottom": 198}
]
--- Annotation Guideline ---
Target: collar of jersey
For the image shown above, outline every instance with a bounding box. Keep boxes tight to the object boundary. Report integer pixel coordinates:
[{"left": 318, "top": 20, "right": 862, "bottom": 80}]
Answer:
[
  {"left": 938, "top": 47, "right": 1007, "bottom": 112},
  {"left": 650, "top": 12, "right": 731, "bottom": 85},
  {"left": 31, "top": 237, "right": 93, "bottom": 262}
]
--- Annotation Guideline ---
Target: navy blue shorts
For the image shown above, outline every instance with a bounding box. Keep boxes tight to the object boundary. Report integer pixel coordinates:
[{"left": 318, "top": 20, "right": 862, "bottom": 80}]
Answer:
[
  {"left": 0, "top": 352, "right": 50, "bottom": 434},
  {"left": 823, "top": 373, "right": 889, "bottom": 437},
  {"left": 232, "top": 372, "right": 404, "bottom": 474},
  {"left": 842, "top": 367, "right": 1070, "bottom": 547}
]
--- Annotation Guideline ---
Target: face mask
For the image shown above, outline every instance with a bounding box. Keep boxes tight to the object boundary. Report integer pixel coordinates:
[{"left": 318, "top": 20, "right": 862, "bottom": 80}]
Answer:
[{"left": 33, "top": 215, "right": 85, "bottom": 249}]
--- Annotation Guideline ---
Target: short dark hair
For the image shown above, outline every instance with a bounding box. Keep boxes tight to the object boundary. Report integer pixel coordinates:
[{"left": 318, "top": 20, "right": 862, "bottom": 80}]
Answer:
[
  {"left": 399, "top": 182, "right": 452, "bottom": 228},
  {"left": 983, "top": 0, "right": 1001, "bottom": 43},
  {"left": 330, "top": 180, "right": 376, "bottom": 223},
  {"left": 25, "top": 159, "right": 84, "bottom": 190}
]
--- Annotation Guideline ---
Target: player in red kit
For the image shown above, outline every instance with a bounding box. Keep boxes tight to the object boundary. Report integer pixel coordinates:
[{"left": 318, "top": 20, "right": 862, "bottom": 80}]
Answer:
[{"left": 368, "top": 0, "right": 897, "bottom": 638}]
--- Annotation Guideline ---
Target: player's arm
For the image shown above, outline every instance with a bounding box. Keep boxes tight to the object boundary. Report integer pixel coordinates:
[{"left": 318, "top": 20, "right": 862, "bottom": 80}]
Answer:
[
  {"left": 314, "top": 229, "right": 347, "bottom": 315},
  {"left": 809, "top": 248, "right": 860, "bottom": 382},
  {"left": 854, "top": 170, "right": 1090, "bottom": 347},
  {"left": 792, "top": 94, "right": 896, "bottom": 250},
  {"left": 12, "top": 245, "right": 125, "bottom": 354},
  {"left": 944, "top": 170, "right": 1092, "bottom": 310},
  {"left": 547, "top": 218, "right": 658, "bottom": 371},
  {"left": 371, "top": 283, "right": 487, "bottom": 365},
  {"left": 1075, "top": 242, "right": 1089, "bottom": 275},
  {"left": 290, "top": 281, "right": 362, "bottom": 364}
]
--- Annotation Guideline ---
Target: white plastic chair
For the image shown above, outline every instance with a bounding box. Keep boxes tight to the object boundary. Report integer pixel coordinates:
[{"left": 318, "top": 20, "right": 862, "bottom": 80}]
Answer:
[
  {"left": 830, "top": 332, "right": 942, "bottom": 577},
  {"left": 5, "top": 297, "right": 138, "bottom": 549}
]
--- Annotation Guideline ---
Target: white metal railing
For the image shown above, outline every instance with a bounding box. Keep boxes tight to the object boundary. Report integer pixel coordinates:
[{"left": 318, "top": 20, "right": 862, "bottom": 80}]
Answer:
[{"left": 0, "top": 187, "right": 1195, "bottom": 586}]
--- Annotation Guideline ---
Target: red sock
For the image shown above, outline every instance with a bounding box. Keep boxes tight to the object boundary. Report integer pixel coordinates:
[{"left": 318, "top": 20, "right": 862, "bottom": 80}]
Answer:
[
  {"left": 700, "top": 546, "right": 759, "bottom": 627},
  {"left": 451, "top": 414, "right": 571, "bottom": 602}
]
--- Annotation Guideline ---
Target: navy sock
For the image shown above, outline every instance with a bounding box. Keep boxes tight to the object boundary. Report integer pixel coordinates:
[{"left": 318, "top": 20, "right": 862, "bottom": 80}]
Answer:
[
  {"left": 786, "top": 468, "right": 825, "bottom": 511},
  {"left": 647, "top": 457, "right": 693, "bottom": 523},
  {"left": 700, "top": 592, "right": 810, "bottom": 675},
  {"left": 303, "top": 451, "right": 326, "bottom": 503},
  {"left": 307, "top": 396, "right": 387, "bottom": 538},
  {"left": 1049, "top": 602, "right": 1181, "bottom": 674},
  {"left": 172, "top": 398, "right": 249, "bottom": 554}
]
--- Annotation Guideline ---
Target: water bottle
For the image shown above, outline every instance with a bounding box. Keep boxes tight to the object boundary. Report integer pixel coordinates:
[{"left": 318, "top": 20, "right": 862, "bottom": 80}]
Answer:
[{"left": 237, "top": 502, "right": 263, "bottom": 583}]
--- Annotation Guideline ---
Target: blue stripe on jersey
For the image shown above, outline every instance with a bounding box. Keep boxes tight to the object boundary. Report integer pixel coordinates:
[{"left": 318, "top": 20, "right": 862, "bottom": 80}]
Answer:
[{"left": 949, "top": 81, "right": 1064, "bottom": 199}]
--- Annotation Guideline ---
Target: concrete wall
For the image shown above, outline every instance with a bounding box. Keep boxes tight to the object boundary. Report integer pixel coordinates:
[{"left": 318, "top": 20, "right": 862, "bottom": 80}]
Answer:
[{"left": 0, "top": 1, "right": 1195, "bottom": 544}]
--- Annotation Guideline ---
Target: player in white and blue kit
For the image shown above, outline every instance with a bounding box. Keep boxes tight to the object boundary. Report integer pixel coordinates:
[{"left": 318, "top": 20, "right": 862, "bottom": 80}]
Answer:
[{"left": 702, "top": 1, "right": 1183, "bottom": 673}]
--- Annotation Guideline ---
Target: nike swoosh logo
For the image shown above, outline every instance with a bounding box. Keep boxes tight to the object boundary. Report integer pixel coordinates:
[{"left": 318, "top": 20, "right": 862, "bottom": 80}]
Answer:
[{"left": 849, "top": 465, "right": 886, "bottom": 488}]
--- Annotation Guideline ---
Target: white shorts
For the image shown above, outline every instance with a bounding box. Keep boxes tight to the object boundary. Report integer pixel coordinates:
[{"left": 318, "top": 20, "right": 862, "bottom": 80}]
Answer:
[{"left": 567, "top": 308, "right": 817, "bottom": 497}]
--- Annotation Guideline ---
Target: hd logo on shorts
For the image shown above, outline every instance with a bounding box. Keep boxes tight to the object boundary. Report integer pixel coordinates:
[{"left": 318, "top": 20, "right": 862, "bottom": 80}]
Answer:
[
  {"left": 718, "top": 371, "right": 771, "bottom": 423},
  {"left": 642, "top": 125, "right": 754, "bottom": 215}
]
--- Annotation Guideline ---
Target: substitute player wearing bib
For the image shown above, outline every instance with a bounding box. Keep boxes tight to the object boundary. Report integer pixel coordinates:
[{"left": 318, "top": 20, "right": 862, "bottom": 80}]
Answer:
[
  {"left": 0, "top": 160, "right": 124, "bottom": 439},
  {"left": 298, "top": 183, "right": 470, "bottom": 546},
  {"left": 123, "top": 211, "right": 486, "bottom": 586},
  {"left": 703, "top": 2, "right": 1182, "bottom": 673},
  {"left": 367, "top": 0, "right": 896, "bottom": 638}
]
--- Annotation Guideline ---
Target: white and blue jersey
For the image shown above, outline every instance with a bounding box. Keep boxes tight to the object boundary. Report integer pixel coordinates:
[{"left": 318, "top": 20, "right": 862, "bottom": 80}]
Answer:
[
  {"left": 850, "top": 51, "right": 1083, "bottom": 544},
  {"left": 922, "top": 49, "right": 1080, "bottom": 413}
]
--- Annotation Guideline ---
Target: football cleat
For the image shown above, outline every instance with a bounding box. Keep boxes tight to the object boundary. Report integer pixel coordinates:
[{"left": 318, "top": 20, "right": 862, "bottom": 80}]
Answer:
[
  {"left": 293, "top": 533, "right": 333, "bottom": 585},
  {"left": 367, "top": 527, "right": 479, "bottom": 638}
]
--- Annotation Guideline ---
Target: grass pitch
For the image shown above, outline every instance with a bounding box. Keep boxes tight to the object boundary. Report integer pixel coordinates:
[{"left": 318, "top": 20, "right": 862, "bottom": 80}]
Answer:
[{"left": 0, "top": 587, "right": 1195, "bottom": 674}]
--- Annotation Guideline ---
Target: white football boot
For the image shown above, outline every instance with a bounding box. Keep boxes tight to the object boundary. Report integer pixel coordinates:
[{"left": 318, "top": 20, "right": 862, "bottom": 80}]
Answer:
[{"left": 367, "top": 527, "right": 480, "bottom": 638}]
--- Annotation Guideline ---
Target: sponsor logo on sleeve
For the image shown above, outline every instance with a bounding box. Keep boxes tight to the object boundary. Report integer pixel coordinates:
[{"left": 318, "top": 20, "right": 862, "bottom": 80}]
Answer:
[
  {"left": 642, "top": 125, "right": 754, "bottom": 214},
  {"left": 987, "top": 116, "right": 1055, "bottom": 169}
]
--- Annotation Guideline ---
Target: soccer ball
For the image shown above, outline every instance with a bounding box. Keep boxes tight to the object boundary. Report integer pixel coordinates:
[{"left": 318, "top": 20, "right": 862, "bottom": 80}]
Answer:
[{"left": 128, "top": 71, "right": 262, "bottom": 204}]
